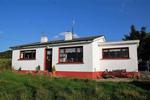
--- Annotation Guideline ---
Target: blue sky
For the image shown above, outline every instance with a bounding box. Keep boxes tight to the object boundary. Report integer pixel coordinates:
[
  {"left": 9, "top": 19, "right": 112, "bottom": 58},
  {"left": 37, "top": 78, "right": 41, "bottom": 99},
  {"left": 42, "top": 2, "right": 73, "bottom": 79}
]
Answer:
[{"left": 0, "top": 0, "right": 150, "bottom": 51}]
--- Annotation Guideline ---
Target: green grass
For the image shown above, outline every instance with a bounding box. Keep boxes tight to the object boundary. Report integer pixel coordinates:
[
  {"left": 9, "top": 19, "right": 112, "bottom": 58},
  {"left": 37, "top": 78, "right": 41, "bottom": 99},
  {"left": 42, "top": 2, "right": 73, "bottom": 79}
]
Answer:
[
  {"left": 0, "top": 71, "right": 150, "bottom": 100},
  {"left": 0, "top": 59, "right": 11, "bottom": 70}
]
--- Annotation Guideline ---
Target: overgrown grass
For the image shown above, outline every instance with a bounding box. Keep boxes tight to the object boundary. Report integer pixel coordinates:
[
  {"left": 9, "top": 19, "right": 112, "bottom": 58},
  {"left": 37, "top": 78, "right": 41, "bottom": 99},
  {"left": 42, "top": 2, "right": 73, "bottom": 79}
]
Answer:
[
  {"left": 0, "top": 71, "right": 150, "bottom": 100},
  {"left": 0, "top": 59, "right": 11, "bottom": 70}
]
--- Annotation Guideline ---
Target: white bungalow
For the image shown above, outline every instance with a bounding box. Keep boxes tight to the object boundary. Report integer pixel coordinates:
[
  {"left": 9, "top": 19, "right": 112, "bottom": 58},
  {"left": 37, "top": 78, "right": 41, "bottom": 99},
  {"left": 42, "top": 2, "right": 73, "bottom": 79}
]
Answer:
[{"left": 11, "top": 32, "right": 139, "bottom": 78}]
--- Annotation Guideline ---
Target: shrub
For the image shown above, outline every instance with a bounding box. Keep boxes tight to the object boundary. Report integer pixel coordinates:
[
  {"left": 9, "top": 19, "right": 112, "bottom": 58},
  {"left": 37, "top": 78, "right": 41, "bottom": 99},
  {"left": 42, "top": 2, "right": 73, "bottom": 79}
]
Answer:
[{"left": 0, "top": 59, "right": 11, "bottom": 71}]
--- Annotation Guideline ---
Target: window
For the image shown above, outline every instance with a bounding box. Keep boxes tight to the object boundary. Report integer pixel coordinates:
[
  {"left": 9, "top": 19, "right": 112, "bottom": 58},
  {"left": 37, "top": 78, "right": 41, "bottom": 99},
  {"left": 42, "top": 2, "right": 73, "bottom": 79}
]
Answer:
[
  {"left": 20, "top": 50, "right": 36, "bottom": 60},
  {"left": 59, "top": 46, "right": 83, "bottom": 63},
  {"left": 102, "top": 47, "right": 129, "bottom": 59}
]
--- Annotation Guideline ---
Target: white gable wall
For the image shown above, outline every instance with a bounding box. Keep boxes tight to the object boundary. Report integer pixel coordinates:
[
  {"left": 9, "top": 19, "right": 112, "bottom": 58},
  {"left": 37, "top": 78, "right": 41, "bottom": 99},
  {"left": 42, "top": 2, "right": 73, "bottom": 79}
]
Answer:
[
  {"left": 12, "top": 48, "right": 45, "bottom": 71},
  {"left": 99, "top": 44, "right": 138, "bottom": 72}
]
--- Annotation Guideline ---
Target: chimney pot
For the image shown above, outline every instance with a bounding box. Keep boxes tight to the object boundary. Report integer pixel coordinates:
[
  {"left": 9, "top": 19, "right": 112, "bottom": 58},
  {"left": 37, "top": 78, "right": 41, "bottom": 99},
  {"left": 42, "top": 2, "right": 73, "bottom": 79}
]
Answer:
[
  {"left": 40, "top": 36, "right": 48, "bottom": 43},
  {"left": 64, "top": 32, "right": 73, "bottom": 40}
]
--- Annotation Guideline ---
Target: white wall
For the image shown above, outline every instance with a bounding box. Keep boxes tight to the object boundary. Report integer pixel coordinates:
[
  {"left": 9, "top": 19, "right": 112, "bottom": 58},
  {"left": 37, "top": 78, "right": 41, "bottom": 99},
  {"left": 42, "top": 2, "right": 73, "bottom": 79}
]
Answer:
[
  {"left": 92, "top": 37, "right": 105, "bottom": 72},
  {"left": 99, "top": 44, "right": 138, "bottom": 72},
  {"left": 12, "top": 44, "right": 94, "bottom": 72},
  {"left": 12, "top": 48, "right": 45, "bottom": 71},
  {"left": 52, "top": 36, "right": 106, "bottom": 72},
  {"left": 52, "top": 44, "right": 93, "bottom": 72}
]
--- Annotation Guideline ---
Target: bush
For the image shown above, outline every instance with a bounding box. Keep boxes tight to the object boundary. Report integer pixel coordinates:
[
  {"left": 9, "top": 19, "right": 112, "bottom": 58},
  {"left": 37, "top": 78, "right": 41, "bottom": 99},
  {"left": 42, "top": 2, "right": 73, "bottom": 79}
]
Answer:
[{"left": 0, "top": 59, "right": 11, "bottom": 71}]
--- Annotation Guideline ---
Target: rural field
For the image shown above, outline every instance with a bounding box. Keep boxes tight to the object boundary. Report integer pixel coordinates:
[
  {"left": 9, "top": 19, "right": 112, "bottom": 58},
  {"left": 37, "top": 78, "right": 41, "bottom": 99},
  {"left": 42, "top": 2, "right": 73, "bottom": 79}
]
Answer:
[
  {"left": 0, "top": 58, "right": 150, "bottom": 100},
  {"left": 0, "top": 70, "right": 150, "bottom": 100}
]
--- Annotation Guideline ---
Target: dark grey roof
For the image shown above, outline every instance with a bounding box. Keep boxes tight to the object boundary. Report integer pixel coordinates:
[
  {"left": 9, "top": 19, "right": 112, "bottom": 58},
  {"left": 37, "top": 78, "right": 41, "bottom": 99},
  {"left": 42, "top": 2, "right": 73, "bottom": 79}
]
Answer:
[{"left": 10, "top": 35, "right": 103, "bottom": 49}]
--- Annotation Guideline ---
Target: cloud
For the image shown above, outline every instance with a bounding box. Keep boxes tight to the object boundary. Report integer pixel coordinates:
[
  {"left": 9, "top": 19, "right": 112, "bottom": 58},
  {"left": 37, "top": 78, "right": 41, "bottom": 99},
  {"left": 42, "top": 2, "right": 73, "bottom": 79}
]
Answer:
[
  {"left": 59, "top": 32, "right": 66, "bottom": 36},
  {"left": 53, "top": 32, "right": 65, "bottom": 40},
  {"left": 53, "top": 35, "right": 59, "bottom": 40},
  {"left": 53, "top": 32, "right": 79, "bottom": 40},
  {"left": 54, "top": 35, "right": 59, "bottom": 39},
  {"left": 73, "top": 33, "right": 79, "bottom": 38}
]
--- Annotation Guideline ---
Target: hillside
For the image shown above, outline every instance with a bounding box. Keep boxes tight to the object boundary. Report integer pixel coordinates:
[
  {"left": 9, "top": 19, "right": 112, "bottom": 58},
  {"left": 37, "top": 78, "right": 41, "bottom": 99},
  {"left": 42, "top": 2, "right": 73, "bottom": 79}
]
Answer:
[
  {"left": 0, "top": 50, "right": 12, "bottom": 70},
  {"left": 0, "top": 50, "right": 12, "bottom": 59}
]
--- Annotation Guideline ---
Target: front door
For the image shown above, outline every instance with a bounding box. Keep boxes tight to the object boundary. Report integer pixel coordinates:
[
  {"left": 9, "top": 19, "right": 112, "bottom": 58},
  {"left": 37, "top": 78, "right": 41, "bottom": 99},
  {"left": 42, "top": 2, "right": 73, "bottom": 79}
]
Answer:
[{"left": 45, "top": 49, "right": 52, "bottom": 72}]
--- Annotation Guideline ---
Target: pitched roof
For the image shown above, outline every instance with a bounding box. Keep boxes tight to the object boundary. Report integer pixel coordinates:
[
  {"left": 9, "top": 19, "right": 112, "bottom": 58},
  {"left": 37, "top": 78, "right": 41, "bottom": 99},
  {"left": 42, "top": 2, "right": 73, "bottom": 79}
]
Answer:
[{"left": 10, "top": 35, "right": 103, "bottom": 49}]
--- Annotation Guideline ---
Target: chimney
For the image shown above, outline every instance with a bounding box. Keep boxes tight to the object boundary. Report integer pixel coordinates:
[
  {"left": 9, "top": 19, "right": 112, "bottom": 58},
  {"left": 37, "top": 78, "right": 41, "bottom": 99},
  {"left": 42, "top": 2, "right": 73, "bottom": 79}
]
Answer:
[
  {"left": 40, "top": 35, "right": 48, "bottom": 43},
  {"left": 64, "top": 32, "right": 73, "bottom": 40}
]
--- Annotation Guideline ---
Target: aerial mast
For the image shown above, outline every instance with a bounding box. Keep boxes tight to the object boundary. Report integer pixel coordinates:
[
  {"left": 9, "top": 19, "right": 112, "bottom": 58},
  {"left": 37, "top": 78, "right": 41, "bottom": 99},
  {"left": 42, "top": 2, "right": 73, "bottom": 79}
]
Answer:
[{"left": 71, "top": 20, "right": 75, "bottom": 37}]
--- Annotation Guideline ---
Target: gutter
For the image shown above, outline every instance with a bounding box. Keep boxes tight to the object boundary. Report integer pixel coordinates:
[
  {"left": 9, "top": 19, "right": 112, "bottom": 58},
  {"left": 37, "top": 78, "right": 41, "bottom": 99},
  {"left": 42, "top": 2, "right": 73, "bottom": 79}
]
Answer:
[
  {"left": 98, "top": 40, "right": 140, "bottom": 46},
  {"left": 10, "top": 40, "right": 92, "bottom": 50}
]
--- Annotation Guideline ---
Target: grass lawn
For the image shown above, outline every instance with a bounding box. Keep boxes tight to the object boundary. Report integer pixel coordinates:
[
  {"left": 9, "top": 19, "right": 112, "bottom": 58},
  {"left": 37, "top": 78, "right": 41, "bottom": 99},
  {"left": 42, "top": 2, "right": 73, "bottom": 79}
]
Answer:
[{"left": 0, "top": 71, "right": 150, "bottom": 100}]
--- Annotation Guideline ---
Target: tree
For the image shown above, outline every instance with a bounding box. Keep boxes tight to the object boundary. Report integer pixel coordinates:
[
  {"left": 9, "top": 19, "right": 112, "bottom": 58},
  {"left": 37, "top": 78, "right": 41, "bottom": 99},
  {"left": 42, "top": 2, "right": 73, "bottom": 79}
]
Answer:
[
  {"left": 123, "top": 25, "right": 140, "bottom": 40},
  {"left": 123, "top": 25, "right": 150, "bottom": 61}
]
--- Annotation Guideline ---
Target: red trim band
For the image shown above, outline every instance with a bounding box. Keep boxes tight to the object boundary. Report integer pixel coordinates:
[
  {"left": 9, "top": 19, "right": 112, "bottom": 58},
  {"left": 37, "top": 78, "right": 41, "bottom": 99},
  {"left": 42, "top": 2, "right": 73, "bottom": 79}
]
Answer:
[
  {"left": 56, "top": 71, "right": 102, "bottom": 79},
  {"left": 15, "top": 70, "right": 140, "bottom": 79}
]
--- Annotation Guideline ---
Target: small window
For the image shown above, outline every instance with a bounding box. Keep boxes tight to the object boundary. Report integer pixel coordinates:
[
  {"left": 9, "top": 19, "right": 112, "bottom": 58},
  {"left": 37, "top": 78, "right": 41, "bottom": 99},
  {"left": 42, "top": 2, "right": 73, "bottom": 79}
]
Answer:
[
  {"left": 102, "top": 47, "right": 129, "bottom": 59},
  {"left": 59, "top": 46, "right": 83, "bottom": 63},
  {"left": 20, "top": 50, "right": 36, "bottom": 60}
]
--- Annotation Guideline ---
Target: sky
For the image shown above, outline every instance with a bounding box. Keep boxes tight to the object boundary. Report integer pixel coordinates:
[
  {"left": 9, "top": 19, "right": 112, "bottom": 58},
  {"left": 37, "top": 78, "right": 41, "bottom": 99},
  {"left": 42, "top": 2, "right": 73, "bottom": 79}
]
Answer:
[{"left": 0, "top": 0, "right": 150, "bottom": 52}]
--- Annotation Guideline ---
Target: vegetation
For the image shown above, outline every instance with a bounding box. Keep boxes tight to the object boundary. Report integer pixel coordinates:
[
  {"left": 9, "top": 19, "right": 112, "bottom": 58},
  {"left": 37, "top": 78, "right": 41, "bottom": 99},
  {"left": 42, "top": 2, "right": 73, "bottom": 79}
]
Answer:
[
  {"left": 0, "top": 50, "right": 12, "bottom": 70},
  {"left": 0, "top": 71, "right": 149, "bottom": 100},
  {"left": 0, "top": 59, "right": 11, "bottom": 71},
  {"left": 123, "top": 25, "right": 150, "bottom": 61},
  {"left": 0, "top": 50, "right": 12, "bottom": 59}
]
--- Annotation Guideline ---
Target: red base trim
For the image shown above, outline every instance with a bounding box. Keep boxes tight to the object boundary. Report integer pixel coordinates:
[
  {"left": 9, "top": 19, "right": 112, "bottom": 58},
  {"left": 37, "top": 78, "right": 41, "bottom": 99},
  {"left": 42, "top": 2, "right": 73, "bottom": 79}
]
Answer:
[
  {"left": 126, "top": 72, "right": 140, "bottom": 78},
  {"left": 15, "top": 70, "right": 102, "bottom": 79},
  {"left": 15, "top": 70, "right": 140, "bottom": 79},
  {"left": 56, "top": 71, "right": 103, "bottom": 79}
]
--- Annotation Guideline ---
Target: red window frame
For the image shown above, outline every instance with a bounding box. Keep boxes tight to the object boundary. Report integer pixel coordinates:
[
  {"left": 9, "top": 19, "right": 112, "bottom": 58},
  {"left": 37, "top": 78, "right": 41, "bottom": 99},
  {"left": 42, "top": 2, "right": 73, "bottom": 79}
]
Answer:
[
  {"left": 102, "top": 47, "right": 129, "bottom": 59},
  {"left": 58, "top": 46, "right": 83, "bottom": 64},
  {"left": 19, "top": 50, "right": 36, "bottom": 60}
]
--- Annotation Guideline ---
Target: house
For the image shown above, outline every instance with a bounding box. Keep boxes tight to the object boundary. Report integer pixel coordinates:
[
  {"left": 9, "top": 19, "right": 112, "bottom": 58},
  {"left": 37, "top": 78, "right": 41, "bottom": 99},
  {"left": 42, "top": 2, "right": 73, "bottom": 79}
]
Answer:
[{"left": 10, "top": 32, "right": 139, "bottom": 79}]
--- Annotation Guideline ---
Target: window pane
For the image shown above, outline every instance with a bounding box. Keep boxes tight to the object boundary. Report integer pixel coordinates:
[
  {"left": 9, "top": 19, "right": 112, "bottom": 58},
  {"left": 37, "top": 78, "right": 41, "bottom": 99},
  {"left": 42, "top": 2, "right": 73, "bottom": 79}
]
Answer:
[
  {"left": 60, "top": 57, "right": 66, "bottom": 62},
  {"left": 60, "top": 49, "right": 65, "bottom": 53},
  {"left": 20, "top": 52, "right": 24, "bottom": 59},
  {"left": 20, "top": 50, "right": 36, "bottom": 60},
  {"left": 47, "top": 51, "right": 51, "bottom": 55},
  {"left": 32, "top": 52, "right": 36, "bottom": 58},
  {"left": 66, "top": 48, "right": 76, "bottom": 53},
  {"left": 76, "top": 53, "right": 83, "bottom": 62},
  {"left": 109, "top": 49, "right": 121, "bottom": 52},
  {"left": 103, "top": 49, "right": 108, "bottom": 52},
  {"left": 102, "top": 48, "right": 129, "bottom": 59},
  {"left": 77, "top": 48, "right": 82, "bottom": 52},
  {"left": 59, "top": 46, "right": 83, "bottom": 63},
  {"left": 60, "top": 54, "right": 66, "bottom": 57}
]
